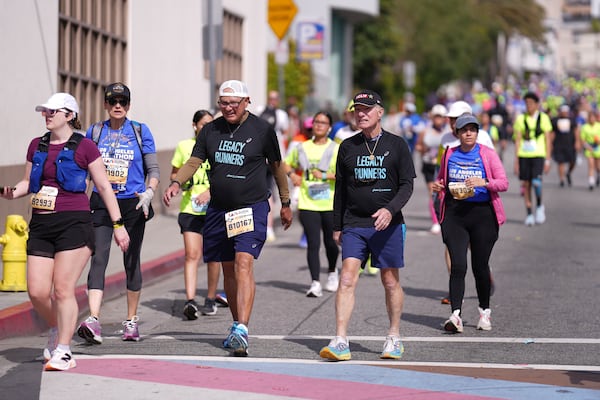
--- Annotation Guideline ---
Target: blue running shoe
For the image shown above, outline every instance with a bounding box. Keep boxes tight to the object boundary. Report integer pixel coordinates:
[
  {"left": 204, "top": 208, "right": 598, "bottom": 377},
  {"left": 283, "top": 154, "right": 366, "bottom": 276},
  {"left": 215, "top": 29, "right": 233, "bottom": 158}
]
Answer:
[
  {"left": 380, "top": 335, "right": 404, "bottom": 359},
  {"left": 215, "top": 292, "right": 228, "bottom": 307},
  {"left": 319, "top": 337, "right": 351, "bottom": 361},
  {"left": 229, "top": 324, "right": 249, "bottom": 357},
  {"left": 222, "top": 322, "right": 238, "bottom": 349}
]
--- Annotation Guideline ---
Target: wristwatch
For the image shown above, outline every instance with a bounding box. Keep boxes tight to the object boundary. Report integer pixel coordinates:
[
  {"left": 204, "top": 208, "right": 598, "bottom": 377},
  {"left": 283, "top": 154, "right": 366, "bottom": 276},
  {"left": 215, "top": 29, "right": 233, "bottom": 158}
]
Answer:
[{"left": 281, "top": 199, "right": 291, "bottom": 207}]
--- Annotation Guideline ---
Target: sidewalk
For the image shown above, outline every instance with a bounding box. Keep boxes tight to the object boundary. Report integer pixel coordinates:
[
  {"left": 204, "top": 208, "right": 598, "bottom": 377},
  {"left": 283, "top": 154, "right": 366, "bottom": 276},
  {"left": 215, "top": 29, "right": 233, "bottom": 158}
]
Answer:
[{"left": 0, "top": 212, "right": 185, "bottom": 340}]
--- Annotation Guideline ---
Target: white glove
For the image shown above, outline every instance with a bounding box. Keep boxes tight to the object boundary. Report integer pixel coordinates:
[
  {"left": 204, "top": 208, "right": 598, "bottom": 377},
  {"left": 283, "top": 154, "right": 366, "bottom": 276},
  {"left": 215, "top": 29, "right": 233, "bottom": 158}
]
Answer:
[{"left": 136, "top": 187, "right": 154, "bottom": 218}]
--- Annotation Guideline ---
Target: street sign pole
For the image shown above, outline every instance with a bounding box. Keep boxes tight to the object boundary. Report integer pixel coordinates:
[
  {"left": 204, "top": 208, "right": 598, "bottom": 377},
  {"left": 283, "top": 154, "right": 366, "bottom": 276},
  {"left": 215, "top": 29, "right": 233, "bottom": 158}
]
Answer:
[{"left": 268, "top": 0, "right": 297, "bottom": 102}]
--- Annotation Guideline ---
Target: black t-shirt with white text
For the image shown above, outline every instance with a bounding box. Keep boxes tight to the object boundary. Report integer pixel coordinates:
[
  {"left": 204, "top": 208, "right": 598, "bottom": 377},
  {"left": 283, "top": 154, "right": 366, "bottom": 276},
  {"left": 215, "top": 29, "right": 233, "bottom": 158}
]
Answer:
[
  {"left": 192, "top": 113, "right": 281, "bottom": 211},
  {"left": 333, "top": 130, "right": 416, "bottom": 230}
]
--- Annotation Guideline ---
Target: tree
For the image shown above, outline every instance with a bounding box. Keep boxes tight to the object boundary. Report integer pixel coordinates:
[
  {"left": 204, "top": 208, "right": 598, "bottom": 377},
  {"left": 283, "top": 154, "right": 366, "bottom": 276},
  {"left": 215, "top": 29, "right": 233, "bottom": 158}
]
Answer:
[
  {"left": 353, "top": 0, "right": 546, "bottom": 107},
  {"left": 266, "top": 39, "right": 313, "bottom": 110}
]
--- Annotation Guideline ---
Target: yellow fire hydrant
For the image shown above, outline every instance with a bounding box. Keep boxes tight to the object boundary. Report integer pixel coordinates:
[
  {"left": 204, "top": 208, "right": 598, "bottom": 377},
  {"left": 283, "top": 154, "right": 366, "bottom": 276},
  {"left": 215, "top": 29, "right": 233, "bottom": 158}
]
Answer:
[{"left": 0, "top": 215, "right": 28, "bottom": 291}]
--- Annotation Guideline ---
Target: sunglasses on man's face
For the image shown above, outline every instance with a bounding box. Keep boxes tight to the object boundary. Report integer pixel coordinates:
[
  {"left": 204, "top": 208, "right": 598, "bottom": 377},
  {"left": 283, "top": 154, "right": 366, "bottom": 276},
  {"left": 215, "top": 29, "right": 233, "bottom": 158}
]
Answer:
[{"left": 107, "top": 98, "right": 129, "bottom": 107}]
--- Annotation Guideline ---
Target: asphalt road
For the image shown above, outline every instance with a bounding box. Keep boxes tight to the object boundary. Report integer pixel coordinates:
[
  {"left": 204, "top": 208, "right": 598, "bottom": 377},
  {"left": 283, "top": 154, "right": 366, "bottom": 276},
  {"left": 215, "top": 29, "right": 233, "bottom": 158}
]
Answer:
[{"left": 1, "top": 145, "right": 599, "bottom": 399}]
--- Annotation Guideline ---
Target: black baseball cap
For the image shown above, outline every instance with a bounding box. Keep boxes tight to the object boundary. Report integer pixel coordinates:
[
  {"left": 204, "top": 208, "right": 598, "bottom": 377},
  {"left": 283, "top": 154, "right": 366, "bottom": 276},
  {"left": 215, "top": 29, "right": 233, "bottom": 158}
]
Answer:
[
  {"left": 353, "top": 90, "right": 383, "bottom": 108},
  {"left": 105, "top": 82, "right": 131, "bottom": 102}
]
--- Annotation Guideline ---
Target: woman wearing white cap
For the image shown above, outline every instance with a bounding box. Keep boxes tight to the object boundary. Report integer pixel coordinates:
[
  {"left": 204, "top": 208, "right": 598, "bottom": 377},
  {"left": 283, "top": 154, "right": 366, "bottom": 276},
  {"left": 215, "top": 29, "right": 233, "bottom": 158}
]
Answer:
[{"left": 0, "top": 93, "right": 129, "bottom": 371}]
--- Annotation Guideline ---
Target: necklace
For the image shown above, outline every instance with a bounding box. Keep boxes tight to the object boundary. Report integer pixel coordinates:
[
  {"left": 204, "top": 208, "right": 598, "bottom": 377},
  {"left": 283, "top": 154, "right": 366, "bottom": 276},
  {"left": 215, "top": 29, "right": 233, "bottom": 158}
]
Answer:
[
  {"left": 226, "top": 122, "right": 242, "bottom": 138},
  {"left": 364, "top": 134, "right": 381, "bottom": 160},
  {"left": 226, "top": 112, "right": 248, "bottom": 138}
]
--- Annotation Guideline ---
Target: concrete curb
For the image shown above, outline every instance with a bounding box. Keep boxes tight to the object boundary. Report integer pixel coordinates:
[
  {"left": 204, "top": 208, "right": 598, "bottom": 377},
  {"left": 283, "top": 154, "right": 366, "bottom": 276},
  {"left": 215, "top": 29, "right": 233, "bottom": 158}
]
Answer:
[{"left": 0, "top": 249, "right": 185, "bottom": 340}]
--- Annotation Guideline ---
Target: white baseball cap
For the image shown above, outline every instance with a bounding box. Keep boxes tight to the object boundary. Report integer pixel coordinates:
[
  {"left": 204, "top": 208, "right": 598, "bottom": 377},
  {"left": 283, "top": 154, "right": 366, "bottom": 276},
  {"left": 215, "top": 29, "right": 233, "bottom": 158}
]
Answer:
[
  {"left": 446, "top": 101, "right": 472, "bottom": 118},
  {"left": 35, "top": 93, "right": 79, "bottom": 114},
  {"left": 219, "top": 80, "right": 249, "bottom": 98},
  {"left": 431, "top": 104, "right": 448, "bottom": 117}
]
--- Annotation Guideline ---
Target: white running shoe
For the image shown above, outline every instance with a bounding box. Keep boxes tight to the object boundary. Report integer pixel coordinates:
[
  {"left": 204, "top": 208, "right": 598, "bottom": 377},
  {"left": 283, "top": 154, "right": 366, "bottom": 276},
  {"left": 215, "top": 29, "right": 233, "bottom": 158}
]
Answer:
[
  {"left": 306, "top": 280, "right": 323, "bottom": 297},
  {"left": 45, "top": 348, "right": 76, "bottom": 371},
  {"left": 325, "top": 272, "right": 339, "bottom": 292},
  {"left": 443, "top": 309, "right": 463, "bottom": 333},
  {"left": 535, "top": 205, "right": 546, "bottom": 224},
  {"left": 476, "top": 307, "right": 492, "bottom": 331},
  {"left": 430, "top": 223, "right": 441, "bottom": 234},
  {"left": 524, "top": 214, "right": 535, "bottom": 227},
  {"left": 43, "top": 327, "right": 58, "bottom": 362}
]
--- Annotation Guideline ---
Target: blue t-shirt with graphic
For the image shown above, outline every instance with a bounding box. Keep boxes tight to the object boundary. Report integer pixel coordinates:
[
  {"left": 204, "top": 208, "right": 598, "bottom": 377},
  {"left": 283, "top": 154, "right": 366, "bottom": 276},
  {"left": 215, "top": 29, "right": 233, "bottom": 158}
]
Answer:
[
  {"left": 447, "top": 144, "right": 490, "bottom": 202},
  {"left": 86, "top": 118, "right": 156, "bottom": 198}
]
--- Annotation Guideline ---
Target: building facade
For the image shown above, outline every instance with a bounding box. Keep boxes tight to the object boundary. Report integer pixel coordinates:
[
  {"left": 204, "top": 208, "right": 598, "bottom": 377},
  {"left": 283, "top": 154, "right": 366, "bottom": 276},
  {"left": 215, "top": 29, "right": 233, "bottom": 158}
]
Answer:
[{"left": 0, "top": 0, "right": 269, "bottom": 222}]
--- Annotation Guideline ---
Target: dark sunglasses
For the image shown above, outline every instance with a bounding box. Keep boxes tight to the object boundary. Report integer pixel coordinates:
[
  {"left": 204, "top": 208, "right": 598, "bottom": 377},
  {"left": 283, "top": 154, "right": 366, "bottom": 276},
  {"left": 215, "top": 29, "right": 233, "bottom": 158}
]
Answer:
[
  {"left": 107, "top": 98, "right": 129, "bottom": 106},
  {"left": 42, "top": 109, "right": 70, "bottom": 117}
]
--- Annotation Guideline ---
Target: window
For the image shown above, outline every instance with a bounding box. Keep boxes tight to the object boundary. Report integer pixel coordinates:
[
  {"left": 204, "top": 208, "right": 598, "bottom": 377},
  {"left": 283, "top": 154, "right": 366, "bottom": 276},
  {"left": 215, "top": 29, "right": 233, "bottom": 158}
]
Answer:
[
  {"left": 58, "top": 0, "right": 128, "bottom": 127},
  {"left": 206, "top": 10, "right": 244, "bottom": 92}
]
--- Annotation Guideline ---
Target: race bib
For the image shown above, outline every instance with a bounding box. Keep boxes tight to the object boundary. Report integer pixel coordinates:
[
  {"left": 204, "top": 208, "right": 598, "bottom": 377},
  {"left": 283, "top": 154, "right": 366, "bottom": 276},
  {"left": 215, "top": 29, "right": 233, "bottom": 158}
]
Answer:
[
  {"left": 522, "top": 139, "right": 537, "bottom": 153},
  {"left": 556, "top": 119, "right": 571, "bottom": 133},
  {"left": 307, "top": 182, "right": 331, "bottom": 200},
  {"left": 103, "top": 157, "right": 129, "bottom": 184},
  {"left": 225, "top": 208, "right": 254, "bottom": 238},
  {"left": 31, "top": 185, "right": 58, "bottom": 210},
  {"left": 448, "top": 182, "right": 474, "bottom": 200}
]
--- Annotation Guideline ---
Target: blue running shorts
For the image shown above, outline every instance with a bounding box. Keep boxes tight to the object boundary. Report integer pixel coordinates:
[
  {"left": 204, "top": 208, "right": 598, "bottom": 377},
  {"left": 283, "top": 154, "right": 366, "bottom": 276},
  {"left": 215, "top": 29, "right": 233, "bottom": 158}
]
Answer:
[
  {"left": 202, "top": 200, "right": 269, "bottom": 262},
  {"left": 341, "top": 224, "right": 406, "bottom": 268}
]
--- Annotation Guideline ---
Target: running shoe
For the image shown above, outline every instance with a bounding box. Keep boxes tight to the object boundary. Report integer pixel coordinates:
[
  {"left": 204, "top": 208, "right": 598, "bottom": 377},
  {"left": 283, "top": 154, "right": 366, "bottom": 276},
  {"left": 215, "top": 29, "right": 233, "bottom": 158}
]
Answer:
[
  {"left": 325, "top": 271, "right": 339, "bottom": 292},
  {"left": 45, "top": 348, "right": 76, "bottom": 371},
  {"left": 43, "top": 327, "right": 58, "bottom": 361},
  {"left": 319, "top": 337, "right": 351, "bottom": 361},
  {"left": 266, "top": 227, "right": 276, "bottom": 242},
  {"left": 476, "top": 307, "right": 492, "bottom": 331},
  {"left": 183, "top": 299, "right": 199, "bottom": 320},
  {"left": 77, "top": 316, "right": 103, "bottom": 344},
  {"left": 306, "top": 280, "right": 323, "bottom": 297},
  {"left": 298, "top": 233, "right": 308, "bottom": 249},
  {"left": 440, "top": 296, "right": 450, "bottom": 305},
  {"left": 430, "top": 223, "right": 441, "bottom": 234},
  {"left": 200, "top": 298, "right": 217, "bottom": 316},
  {"left": 444, "top": 309, "right": 463, "bottom": 333},
  {"left": 380, "top": 335, "right": 404, "bottom": 359},
  {"left": 121, "top": 316, "right": 140, "bottom": 341},
  {"left": 524, "top": 214, "right": 535, "bottom": 227},
  {"left": 215, "top": 292, "right": 228, "bottom": 307},
  {"left": 535, "top": 205, "right": 546, "bottom": 225},
  {"left": 228, "top": 323, "right": 249, "bottom": 357},
  {"left": 222, "top": 322, "right": 238, "bottom": 348}
]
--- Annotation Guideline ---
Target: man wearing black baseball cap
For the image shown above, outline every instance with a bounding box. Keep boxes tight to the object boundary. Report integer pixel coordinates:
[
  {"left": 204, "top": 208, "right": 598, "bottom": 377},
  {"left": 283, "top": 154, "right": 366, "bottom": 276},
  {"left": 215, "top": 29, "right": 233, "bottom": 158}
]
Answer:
[{"left": 319, "top": 89, "right": 416, "bottom": 362}]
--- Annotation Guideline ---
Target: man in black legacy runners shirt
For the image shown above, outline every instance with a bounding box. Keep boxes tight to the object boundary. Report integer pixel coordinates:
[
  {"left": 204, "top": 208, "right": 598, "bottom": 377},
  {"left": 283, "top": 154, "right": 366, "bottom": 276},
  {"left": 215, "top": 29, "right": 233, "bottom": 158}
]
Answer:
[
  {"left": 163, "top": 80, "right": 292, "bottom": 357},
  {"left": 319, "top": 89, "right": 415, "bottom": 362}
]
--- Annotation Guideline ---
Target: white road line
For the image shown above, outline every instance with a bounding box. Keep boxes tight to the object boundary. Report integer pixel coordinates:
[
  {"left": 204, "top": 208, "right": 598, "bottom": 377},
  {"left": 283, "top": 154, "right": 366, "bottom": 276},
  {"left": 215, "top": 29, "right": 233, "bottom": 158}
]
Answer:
[
  {"left": 74, "top": 353, "right": 600, "bottom": 372},
  {"left": 139, "top": 334, "right": 600, "bottom": 345}
]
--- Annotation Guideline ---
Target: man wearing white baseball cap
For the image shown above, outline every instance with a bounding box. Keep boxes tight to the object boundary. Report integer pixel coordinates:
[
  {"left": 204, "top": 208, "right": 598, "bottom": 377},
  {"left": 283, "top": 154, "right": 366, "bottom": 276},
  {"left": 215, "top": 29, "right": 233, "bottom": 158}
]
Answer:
[
  {"left": 163, "top": 79, "right": 293, "bottom": 357},
  {"left": 440, "top": 101, "right": 494, "bottom": 151}
]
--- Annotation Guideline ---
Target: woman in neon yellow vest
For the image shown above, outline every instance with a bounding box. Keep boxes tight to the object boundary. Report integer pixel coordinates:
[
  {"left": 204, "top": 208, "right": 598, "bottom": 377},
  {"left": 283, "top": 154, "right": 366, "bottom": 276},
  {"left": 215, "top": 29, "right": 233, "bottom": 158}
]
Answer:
[
  {"left": 580, "top": 110, "right": 600, "bottom": 190},
  {"left": 170, "top": 110, "right": 224, "bottom": 318},
  {"left": 284, "top": 111, "right": 340, "bottom": 297}
]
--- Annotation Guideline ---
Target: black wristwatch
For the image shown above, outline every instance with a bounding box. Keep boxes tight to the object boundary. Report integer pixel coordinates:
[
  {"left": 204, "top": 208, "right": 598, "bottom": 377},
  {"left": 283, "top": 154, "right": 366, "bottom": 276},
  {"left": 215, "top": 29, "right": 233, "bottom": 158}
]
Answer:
[{"left": 281, "top": 199, "right": 291, "bottom": 208}]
